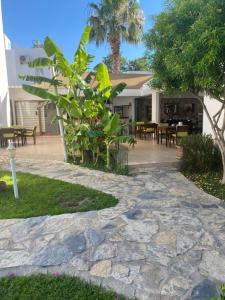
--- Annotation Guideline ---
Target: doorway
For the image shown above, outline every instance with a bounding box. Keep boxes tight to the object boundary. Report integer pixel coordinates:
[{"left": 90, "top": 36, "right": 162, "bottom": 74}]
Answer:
[
  {"left": 15, "top": 100, "right": 43, "bottom": 133},
  {"left": 44, "top": 103, "right": 59, "bottom": 134},
  {"left": 135, "top": 96, "right": 152, "bottom": 122}
]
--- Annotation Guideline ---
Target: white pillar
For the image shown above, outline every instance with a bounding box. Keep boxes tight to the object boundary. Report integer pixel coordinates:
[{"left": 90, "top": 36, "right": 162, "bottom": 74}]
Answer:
[
  {"left": 152, "top": 91, "right": 160, "bottom": 123},
  {"left": 0, "top": 1, "right": 11, "bottom": 126},
  {"left": 131, "top": 98, "right": 136, "bottom": 134},
  {"left": 131, "top": 98, "right": 136, "bottom": 122}
]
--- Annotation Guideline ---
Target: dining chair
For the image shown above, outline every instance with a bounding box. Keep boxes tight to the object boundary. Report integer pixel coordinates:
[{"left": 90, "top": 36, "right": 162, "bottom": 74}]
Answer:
[
  {"left": 11, "top": 125, "right": 25, "bottom": 146},
  {"left": 157, "top": 123, "right": 169, "bottom": 144},
  {"left": 170, "top": 125, "right": 190, "bottom": 146},
  {"left": 143, "top": 123, "right": 158, "bottom": 140},
  {"left": 23, "top": 126, "right": 37, "bottom": 145},
  {"left": 135, "top": 122, "right": 145, "bottom": 138},
  {"left": 1, "top": 128, "right": 17, "bottom": 147}
]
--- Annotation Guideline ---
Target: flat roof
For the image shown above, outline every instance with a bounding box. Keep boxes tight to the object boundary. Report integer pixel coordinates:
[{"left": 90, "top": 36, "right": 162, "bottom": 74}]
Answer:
[{"left": 34, "top": 73, "right": 152, "bottom": 90}]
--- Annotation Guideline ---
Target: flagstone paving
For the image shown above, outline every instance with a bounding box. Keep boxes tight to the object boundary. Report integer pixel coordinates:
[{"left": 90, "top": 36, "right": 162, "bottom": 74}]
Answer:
[{"left": 0, "top": 159, "right": 225, "bottom": 299}]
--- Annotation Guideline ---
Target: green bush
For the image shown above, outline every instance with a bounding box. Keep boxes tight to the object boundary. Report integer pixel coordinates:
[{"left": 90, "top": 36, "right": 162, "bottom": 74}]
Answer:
[
  {"left": 180, "top": 134, "right": 222, "bottom": 173},
  {"left": 69, "top": 147, "right": 129, "bottom": 175}
]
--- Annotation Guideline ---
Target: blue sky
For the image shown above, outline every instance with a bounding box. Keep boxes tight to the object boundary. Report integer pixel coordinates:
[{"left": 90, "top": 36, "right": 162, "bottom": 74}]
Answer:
[{"left": 2, "top": 0, "right": 164, "bottom": 66}]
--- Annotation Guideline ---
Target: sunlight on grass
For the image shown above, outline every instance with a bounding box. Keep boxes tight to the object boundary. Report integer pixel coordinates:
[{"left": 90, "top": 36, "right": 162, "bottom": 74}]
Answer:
[
  {"left": 0, "top": 171, "right": 118, "bottom": 219},
  {"left": 0, "top": 274, "right": 128, "bottom": 300}
]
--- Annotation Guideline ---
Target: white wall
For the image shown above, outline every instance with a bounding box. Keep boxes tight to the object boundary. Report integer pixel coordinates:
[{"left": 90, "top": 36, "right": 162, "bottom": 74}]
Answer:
[
  {"left": 6, "top": 46, "right": 51, "bottom": 86},
  {"left": 0, "top": 1, "right": 10, "bottom": 126},
  {"left": 203, "top": 95, "right": 222, "bottom": 137},
  {"left": 113, "top": 96, "right": 134, "bottom": 121},
  {"left": 4, "top": 34, "right": 11, "bottom": 50}
]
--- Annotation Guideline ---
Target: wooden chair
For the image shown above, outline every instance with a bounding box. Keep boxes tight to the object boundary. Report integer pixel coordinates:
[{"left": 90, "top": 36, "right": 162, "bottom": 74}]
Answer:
[
  {"left": 1, "top": 128, "right": 17, "bottom": 147},
  {"left": 11, "top": 125, "right": 25, "bottom": 146},
  {"left": 170, "top": 125, "right": 190, "bottom": 146},
  {"left": 135, "top": 122, "right": 145, "bottom": 138},
  {"left": 23, "top": 126, "right": 37, "bottom": 145},
  {"left": 142, "top": 123, "right": 158, "bottom": 140},
  {"left": 157, "top": 123, "right": 169, "bottom": 144}
]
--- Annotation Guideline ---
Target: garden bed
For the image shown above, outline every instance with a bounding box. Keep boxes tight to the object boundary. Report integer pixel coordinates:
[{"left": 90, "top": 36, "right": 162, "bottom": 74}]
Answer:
[
  {"left": 0, "top": 171, "right": 118, "bottom": 219},
  {"left": 183, "top": 171, "right": 225, "bottom": 201}
]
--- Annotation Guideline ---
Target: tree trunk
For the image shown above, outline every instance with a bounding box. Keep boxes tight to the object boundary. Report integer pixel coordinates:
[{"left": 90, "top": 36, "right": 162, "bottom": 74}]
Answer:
[
  {"left": 51, "top": 67, "right": 68, "bottom": 162},
  {"left": 109, "top": 33, "right": 121, "bottom": 74},
  {"left": 196, "top": 94, "right": 225, "bottom": 183},
  {"left": 106, "top": 144, "right": 110, "bottom": 170},
  {"left": 217, "top": 139, "right": 225, "bottom": 183}
]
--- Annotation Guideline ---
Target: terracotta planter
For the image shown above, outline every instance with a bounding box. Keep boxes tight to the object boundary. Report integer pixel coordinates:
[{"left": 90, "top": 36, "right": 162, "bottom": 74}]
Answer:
[{"left": 176, "top": 145, "right": 183, "bottom": 160}]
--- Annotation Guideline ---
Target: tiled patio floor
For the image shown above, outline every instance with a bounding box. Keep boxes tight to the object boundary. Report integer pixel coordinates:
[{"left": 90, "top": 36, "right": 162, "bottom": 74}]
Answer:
[{"left": 0, "top": 135, "right": 176, "bottom": 166}]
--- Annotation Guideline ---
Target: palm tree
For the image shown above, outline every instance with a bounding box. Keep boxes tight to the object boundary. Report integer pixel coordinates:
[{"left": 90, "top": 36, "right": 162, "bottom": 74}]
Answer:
[{"left": 88, "top": 0, "right": 144, "bottom": 74}]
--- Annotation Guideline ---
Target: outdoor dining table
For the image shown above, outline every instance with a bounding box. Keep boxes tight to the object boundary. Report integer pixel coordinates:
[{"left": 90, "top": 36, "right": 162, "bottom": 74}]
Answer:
[
  {"left": 135, "top": 123, "right": 158, "bottom": 139},
  {"left": 0, "top": 127, "right": 27, "bottom": 147}
]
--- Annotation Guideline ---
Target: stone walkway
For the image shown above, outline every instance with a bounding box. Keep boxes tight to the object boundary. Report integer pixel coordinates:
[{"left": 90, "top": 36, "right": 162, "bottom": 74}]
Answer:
[{"left": 0, "top": 159, "right": 225, "bottom": 300}]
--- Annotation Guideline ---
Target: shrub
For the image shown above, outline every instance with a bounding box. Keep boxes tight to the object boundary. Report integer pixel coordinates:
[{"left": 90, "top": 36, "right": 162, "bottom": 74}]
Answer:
[
  {"left": 180, "top": 134, "right": 222, "bottom": 173},
  {"left": 69, "top": 146, "right": 129, "bottom": 175}
]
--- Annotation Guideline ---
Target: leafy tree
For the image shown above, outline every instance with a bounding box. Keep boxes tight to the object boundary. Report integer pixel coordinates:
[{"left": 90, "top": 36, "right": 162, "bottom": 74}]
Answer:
[
  {"left": 145, "top": 0, "right": 225, "bottom": 183},
  {"left": 102, "top": 55, "right": 128, "bottom": 73},
  {"left": 88, "top": 0, "right": 144, "bottom": 74},
  {"left": 103, "top": 54, "right": 150, "bottom": 72},
  {"left": 127, "top": 55, "right": 150, "bottom": 71},
  {"left": 20, "top": 26, "right": 135, "bottom": 171}
]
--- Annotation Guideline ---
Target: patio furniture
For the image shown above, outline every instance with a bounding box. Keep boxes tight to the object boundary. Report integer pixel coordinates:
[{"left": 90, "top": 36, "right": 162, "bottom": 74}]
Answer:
[
  {"left": 1, "top": 128, "right": 17, "bottom": 147},
  {"left": 23, "top": 126, "right": 37, "bottom": 145},
  {"left": 142, "top": 123, "right": 158, "bottom": 140},
  {"left": 169, "top": 125, "right": 190, "bottom": 146},
  {"left": 11, "top": 125, "right": 26, "bottom": 146},
  {"left": 166, "top": 127, "right": 177, "bottom": 147},
  {"left": 157, "top": 123, "right": 169, "bottom": 144},
  {"left": 135, "top": 122, "right": 145, "bottom": 138}
]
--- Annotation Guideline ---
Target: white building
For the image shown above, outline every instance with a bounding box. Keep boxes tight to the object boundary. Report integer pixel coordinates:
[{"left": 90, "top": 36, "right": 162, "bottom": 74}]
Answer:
[
  {"left": 5, "top": 42, "right": 60, "bottom": 134},
  {"left": 203, "top": 96, "right": 222, "bottom": 137},
  {"left": 0, "top": 1, "right": 10, "bottom": 127}
]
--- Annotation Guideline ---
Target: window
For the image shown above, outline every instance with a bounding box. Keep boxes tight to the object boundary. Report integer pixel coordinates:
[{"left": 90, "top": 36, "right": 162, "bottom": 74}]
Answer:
[{"left": 114, "top": 105, "right": 130, "bottom": 118}]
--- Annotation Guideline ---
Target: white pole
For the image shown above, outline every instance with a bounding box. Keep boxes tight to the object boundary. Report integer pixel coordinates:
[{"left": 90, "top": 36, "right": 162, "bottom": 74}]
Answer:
[
  {"left": 10, "top": 158, "right": 19, "bottom": 199},
  {"left": 56, "top": 106, "right": 68, "bottom": 162},
  {"left": 50, "top": 67, "right": 68, "bottom": 162}
]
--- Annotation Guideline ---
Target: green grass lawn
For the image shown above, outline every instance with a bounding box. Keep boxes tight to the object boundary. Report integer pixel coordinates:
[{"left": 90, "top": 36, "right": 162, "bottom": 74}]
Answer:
[
  {"left": 183, "top": 171, "right": 225, "bottom": 201},
  {"left": 0, "top": 274, "right": 128, "bottom": 300},
  {"left": 0, "top": 171, "right": 118, "bottom": 219}
]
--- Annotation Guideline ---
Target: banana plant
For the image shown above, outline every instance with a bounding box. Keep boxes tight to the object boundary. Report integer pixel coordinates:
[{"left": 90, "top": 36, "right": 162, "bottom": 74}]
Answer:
[
  {"left": 103, "top": 112, "right": 136, "bottom": 169},
  {"left": 20, "top": 26, "right": 94, "bottom": 161},
  {"left": 19, "top": 26, "right": 135, "bottom": 170}
]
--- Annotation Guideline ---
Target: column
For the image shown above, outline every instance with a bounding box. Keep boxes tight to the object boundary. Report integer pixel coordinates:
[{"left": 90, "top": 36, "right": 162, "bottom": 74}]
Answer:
[
  {"left": 151, "top": 91, "right": 160, "bottom": 123},
  {"left": 131, "top": 97, "right": 136, "bottom": 134}
]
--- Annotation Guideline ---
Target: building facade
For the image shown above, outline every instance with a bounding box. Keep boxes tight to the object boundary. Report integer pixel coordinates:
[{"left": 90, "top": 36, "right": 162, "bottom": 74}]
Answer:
[
  {"left": 5, "top": 43, "right": 60, "bottom": 134},
  {"left": 0, "top": 1, "right": 10, "bottom": 127}
]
